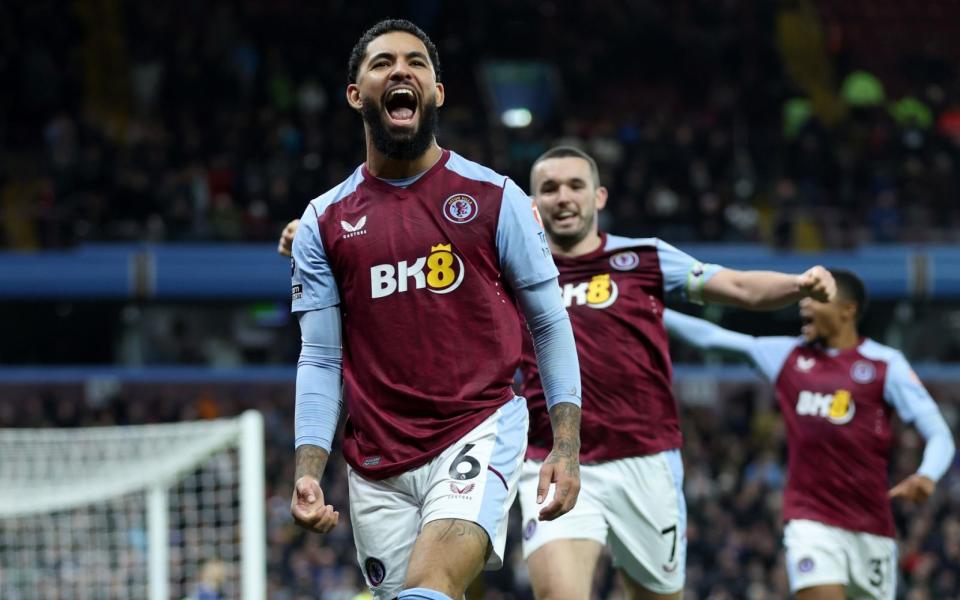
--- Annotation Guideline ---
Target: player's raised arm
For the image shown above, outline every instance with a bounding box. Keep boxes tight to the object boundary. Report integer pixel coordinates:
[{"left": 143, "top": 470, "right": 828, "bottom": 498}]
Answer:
[
  {"left": 652, "top": 239, "right": 834, "bottom": 311},
  {"left": 664, "top": 309, "right": 798, "bottom": 383},
  {"left": 290, "top": 207, "right": 344, "bottom": 533},
  {"left": 497, "top": 178, "right": 582, "bottom": 520},
  {"left": 701, "top": 265, "right": 836, "bottom": 310},
  {"left": 883, "top": 352, "right": 956, "bottom": 503}
]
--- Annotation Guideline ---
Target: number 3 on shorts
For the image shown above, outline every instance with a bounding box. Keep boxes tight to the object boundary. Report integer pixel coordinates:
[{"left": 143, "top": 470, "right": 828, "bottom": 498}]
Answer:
[
  {"left": 868, "top": 557, "right": 889, "bottom": 589},
  {"left": 449, "top": 443, "right": 482, "bottom": 481}
]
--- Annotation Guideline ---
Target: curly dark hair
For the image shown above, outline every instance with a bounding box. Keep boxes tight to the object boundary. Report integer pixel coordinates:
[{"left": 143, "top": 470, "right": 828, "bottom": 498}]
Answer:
[
  {"left": 347, "top": 19, "right": 441, "bottom": 84},
  {"left": 829, "top": 269, "right": 868, "bottom": 319}
]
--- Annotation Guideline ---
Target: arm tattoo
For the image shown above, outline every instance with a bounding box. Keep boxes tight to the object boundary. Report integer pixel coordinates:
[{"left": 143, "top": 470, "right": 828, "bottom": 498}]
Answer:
[
  {"left": 547, "top": 402, "right": 581, "bottom": 472},
  {"left": 295, "top": 444, "right": 330, "bottom": 481}
]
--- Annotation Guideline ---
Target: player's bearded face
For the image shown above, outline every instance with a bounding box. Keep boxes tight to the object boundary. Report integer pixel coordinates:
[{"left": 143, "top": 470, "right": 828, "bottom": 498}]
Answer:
[
  {"left": 361, "top": 93, "right": 438, "bottom": 161},
  {"left": 351, "top": 31, "right": 443, "bottom": 162}
]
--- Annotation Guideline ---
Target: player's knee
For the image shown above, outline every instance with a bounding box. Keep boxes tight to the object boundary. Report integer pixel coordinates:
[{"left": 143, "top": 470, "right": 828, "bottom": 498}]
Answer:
[{"left": 527, "top": 546, "right": 597, "bottom": 600}]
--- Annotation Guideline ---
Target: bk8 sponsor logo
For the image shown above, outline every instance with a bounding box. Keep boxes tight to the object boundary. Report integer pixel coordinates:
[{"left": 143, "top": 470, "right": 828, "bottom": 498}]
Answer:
[
  {"left": 562, "top": 273, "right": 619, "bottom": 309},
  {"left": 370, "top": 243, "right": 465, "bottom": 298},
  {"left": 796, "top": 389, "right": 855, "bottom": 424}
]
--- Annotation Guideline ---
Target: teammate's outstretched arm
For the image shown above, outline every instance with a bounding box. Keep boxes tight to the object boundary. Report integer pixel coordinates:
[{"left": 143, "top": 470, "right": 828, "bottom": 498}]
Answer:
[
  {"left": 664, "top": 308, "right": 797, "bottom": 382},
  {"left": 702, "top": 265, "right": 836, "bottom": 310},
  {"left": 663, "top": 308, "right": 757, "bottom": 356},
  {"left": 278, "top": 219, "right": 300, "bottom": 257},
  {"left": 883, "top": 354, "right": 956, "bottom": 504}
]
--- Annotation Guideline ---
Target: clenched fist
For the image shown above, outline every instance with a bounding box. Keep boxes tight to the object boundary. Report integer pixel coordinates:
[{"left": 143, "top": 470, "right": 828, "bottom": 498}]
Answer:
[
  {"left": 797, "top": 266, "right": 836, "bottom": 302},
  {"left": 291, "top": 476, "right": 340, "bottom": 534}
]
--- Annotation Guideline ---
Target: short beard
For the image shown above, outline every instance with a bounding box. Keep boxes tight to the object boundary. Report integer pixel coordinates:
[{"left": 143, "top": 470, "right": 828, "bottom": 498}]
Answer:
[
  {"left": 362, "top": 99, "right": 438, "bottom": 161},
  {"left": 546, "top": 211, "right": 594, "bottom": 250}
]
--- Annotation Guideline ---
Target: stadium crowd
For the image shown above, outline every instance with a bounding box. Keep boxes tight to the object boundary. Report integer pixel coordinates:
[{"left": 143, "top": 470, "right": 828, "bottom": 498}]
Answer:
[
  {"left": 0, "top": 378, "right": 956, "bottom": 599},
  {"left": 3, "top": 0, "right": 960, "bottom": 251}
]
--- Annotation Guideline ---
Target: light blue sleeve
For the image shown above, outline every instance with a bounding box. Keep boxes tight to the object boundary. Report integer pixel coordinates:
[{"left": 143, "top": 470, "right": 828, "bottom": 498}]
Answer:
[
  {"left": 656, "top": 240, "right": 723, "bottom": 305},
  {"left": 291, "top": 203, "right": 340, "bottom": 313},
  {"left": 496, "top": 179, "right": 559, "bottom": 290},
  {"left": 663, "top": 308, "right": 797, "bottom": 382},
  {"left": 515, "top": 278, "right": 581, "bottom": 409},
  {"left": 295, "top": 306, "right": 343, "bottom": 451},
  {"left": 883, "top": 353, "right": 956, "bottom": 482}
]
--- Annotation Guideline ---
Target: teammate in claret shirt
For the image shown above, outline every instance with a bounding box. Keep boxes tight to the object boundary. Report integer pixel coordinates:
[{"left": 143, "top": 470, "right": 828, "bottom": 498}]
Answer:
[
  {"left": 665, "top": 270, "right": 955, "bottom": 600},
  {"left": 287, "top": 20, "right": 583, "bottom": 600},
  {"left": 518, "top": 146, "right": 837, "bottom": 600}
]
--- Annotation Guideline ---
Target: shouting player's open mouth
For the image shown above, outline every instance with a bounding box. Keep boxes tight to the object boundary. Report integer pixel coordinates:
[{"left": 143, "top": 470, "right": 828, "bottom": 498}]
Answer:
[{"left": 383, "top": 86, "right": 419, "bottom": 129}]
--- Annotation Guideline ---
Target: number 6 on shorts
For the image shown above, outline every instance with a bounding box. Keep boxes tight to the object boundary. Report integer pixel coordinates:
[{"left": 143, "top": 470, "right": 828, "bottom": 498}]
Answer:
[{"left": 449, "top": 443, "right": 482, "bottom": 481}]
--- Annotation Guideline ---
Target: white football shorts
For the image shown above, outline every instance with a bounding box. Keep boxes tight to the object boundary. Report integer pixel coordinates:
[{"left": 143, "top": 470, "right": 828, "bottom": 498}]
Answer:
[
  {"left": 348, "top": 395, "right": 528, "bottom": 599},
  {"left": 784, "top": 519, "right": 897, "bottom": 600},
  {"left": 518, "top": 449, "right": 686, "bottom": 594}
]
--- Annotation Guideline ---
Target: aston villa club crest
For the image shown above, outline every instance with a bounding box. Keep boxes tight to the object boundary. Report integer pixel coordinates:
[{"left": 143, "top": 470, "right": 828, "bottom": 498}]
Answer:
[
  {"left": 609, "top": 251, "right": 640, "bottom": 271},
  {"left": 850, "top": 360, "right": 876, "bottom": 384},
  {"left": 443, "top": 194, "right": 479, "bottom": 224}
]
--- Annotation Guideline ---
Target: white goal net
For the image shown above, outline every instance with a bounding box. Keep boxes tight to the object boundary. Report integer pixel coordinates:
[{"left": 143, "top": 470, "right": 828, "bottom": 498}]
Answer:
[{"left": 0, "top": 410, "right": 265, "bottom": 600}]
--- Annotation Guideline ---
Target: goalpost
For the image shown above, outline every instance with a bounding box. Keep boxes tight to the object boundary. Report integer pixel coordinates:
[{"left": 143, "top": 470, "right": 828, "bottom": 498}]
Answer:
[{"left": 0, "top": 410, "right": 266, "bottom": 600}]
